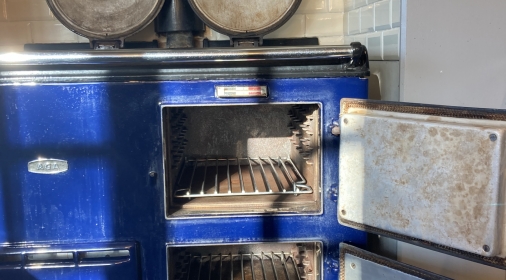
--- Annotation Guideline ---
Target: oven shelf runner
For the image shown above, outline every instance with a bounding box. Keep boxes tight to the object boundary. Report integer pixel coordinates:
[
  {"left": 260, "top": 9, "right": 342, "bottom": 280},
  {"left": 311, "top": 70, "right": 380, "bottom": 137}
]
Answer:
[{"left": 173, "top": 156, "right": 312, "bottom": 198}]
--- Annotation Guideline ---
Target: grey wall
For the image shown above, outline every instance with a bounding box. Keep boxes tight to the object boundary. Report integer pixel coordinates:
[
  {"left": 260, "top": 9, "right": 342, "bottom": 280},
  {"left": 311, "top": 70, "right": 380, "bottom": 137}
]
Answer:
[
  {"left": 399, "top": 1, "right": 506, "bottom": 279},
  {"left": 401, "top": 0, "right": 506, "bottom": 108}
]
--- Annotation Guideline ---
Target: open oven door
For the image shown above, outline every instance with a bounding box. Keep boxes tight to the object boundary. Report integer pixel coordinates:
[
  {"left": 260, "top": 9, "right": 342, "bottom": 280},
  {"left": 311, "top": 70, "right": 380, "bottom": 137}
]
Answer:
[
  {"left": 338, "top": 98, "right": 506, "bottom": 271},
  {"left": 339, "top": 243, "right": 451, "bottom": 280}
]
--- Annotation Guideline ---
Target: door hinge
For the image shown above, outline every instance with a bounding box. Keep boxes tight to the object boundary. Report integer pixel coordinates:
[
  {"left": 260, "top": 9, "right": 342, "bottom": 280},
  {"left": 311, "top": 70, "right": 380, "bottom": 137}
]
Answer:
[
  {"left": 330, "top": 120, "right": 340, "bottom": 136},
  {"left": 328, "top": 184, "right": 338, "bottom": 202},
  {"left": 91, "top": 39, "right": 124, "bottom": 50},
  {"left": 325, "top": 257, "right": 340, "bottom": 273}
]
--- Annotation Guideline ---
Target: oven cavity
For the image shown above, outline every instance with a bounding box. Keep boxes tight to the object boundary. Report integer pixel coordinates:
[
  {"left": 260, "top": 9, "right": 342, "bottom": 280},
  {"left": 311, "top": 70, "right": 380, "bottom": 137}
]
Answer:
[
  {"left": 163, "top": 104, "right": 321, "bottom": 218},
  {"left": 167, "top": 242, "right": 321, "bottom": 280}
]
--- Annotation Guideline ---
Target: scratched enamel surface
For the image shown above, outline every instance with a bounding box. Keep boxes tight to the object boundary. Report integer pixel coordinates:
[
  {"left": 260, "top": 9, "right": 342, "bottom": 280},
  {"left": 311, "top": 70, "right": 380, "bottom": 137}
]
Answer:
[
  {"left": 0, "top": 78, "right": 368, "bottom": 279},
  {"left": 339, "top": 106, "right": 506, "bottom": 257}
]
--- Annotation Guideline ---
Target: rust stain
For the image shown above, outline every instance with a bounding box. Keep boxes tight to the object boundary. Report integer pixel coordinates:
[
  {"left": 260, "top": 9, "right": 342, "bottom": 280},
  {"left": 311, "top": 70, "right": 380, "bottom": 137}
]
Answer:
[
  {"left": 347, "top": 114, "right": 500, "bottom": 253},
  {"left": 428, "top": 127, "right": 438, "bottom": 137}
]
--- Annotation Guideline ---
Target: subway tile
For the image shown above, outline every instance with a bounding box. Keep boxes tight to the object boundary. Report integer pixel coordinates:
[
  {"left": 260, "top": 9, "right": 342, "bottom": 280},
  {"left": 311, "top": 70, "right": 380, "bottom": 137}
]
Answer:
[
  {"left": 383, "top": 28, "right": 399, "bottom": 60},
  {"left": 354, "top": 34, "right": 366, "bottom": 46},
  {"left": 78, "top": 35, "right": 89, "bottom": 43},
  {"left": 344, "top": 0, "right": 354, "bottom": 11},
  {"left": 204, "top": 27, "right": 230, "bottom": 41},
  {"left": 265, "top": 14, "right": 305, "bottom": 38},
  {"left": 348, "top": 9, "right": 360, "bottom": 35},
  {"left": 391, "top": 0, "right": 400, "bottom": 28},
  {"left": 343, "top": 11, "right": 349, "bottom": 35},
  {"left": 329, "top": 0, "right": 344, "bottom": 12},
  {"left": 318, "top": 36, "right": 344, "bottom": 45},
  {"left": 374, "top": 0, "right": 390, "bottom": 30},
  {"left": 0, "top": 21, "right": 31, "bottom": 45},
  {"left": 355, "top": 0, "right": 367, "bottom": 8},
  {"left": 125, "top": 22, "right": 158, "bottom": 42},
  {"left": 344, "top": 36, "right": 354, "bottom": 45},
  {"left": 5, "top": 0, "right": 52, "bottom": 21},
  {"left": 297, "top": 0, "right": 327, "bottom": 13},
  {"left": 306, "top": 13, "right": 343, "bottom": 36},
  {"left": 216, "top": 32, "right": 229, "bottom": 41},
  {"left": 360, "top": 5, "right": 374, "bottom": 33},
  {"left": 0, "top": 0, "right": 6, "bottom": 21},
  {"left": 366, "top": 32, "right": 382, "bottom": 60},
  {"left": 203, "top": 26, "right": 218, "bottom": 40},
  {"left": 31, "top": 22, "right": 77, "bottom": 43},
  {"left": 0, "top": 45, "right": 24, "bottom": 52}
]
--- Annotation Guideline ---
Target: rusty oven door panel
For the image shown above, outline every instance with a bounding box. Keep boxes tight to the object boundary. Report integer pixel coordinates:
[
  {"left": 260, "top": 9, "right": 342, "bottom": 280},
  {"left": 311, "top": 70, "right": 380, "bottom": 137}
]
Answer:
[{"left": 338, "top": 98, "right": 506, "bottom": 268}]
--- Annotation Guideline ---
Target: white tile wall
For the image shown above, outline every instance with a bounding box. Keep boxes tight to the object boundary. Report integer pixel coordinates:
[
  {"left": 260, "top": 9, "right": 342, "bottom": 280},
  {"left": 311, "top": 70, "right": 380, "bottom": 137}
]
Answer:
[
  {"left": 5, "top": 0, "right": 52, "bottom": 21},
  {"left": 0, "top": 0, "right": 400, "bottom": 61},
  {"left": 306, "top": 13, "right": 343, "bottom": 36},
  {"left": 374, "top": 0, "right": 390, "bottom": 31},
  {"left": 329, "top": 0, "right": 344, "bottom": 12},
  {"left": 391, "top": 0, "right": 401, "bottom": 27},
  {"left": 265, "top": 14, "right": 306, "bottom": 39},
  {"left": 0, "top": 0, "right": 7, "bottom": 21},
  {"left": 343, "top": 0, "right": 401, "bottom": 60},
  {"left": 360, "top": 5, "right": 374, "bottom": 33},
  {"left": 318, "top": 36, "right": 344, "bottom": 45},
  {"left": 366, "top": 32, "right": 382, "bottom": 60},
  {"left": 297, "top": 0, "right": 327, "bottom": 13},
  {"left": 31, "top": 22, "right": 77, "bottom": 43},
  {"left": 382, "top": 27, "right": 399, "bottom": 60},
  {"left": 348, "top": 9, "right": 360, "bottom": 34},
  {"left": 344, "top": 0, "right": 354, "bottom": 12},
  {"left": 0, "top": 22, "right": 31, "bottom": 46},
  {"left": 355, "top": 0, "right": 367, "bottom": 9}
]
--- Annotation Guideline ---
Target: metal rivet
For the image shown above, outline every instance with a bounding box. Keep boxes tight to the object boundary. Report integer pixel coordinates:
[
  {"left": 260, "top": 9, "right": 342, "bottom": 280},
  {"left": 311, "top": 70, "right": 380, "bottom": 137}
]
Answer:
[
  {"left": 483, "top": 245, "right": 490, "bottom": 252},
  {"left": 343, "top": 118, "right": 348, "bottom": 125},
  {"left": 341, "top": 209, "right": 346, "bottom": 215},
  {"left": 350, "top": 263, "right": 356, "bottom": 269},
  {"left": 149, "top": 171, "right": 157, "bottom": 178},
  {"left": 490, "top": 134, "right": 497, "bottom": 142}
]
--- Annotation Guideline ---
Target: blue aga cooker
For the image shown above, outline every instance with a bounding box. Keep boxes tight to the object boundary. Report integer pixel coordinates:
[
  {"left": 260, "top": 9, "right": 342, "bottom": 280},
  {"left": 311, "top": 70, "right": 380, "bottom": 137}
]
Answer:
[{"left": 0, "top": 45, "right": 371, "bottom": 279}]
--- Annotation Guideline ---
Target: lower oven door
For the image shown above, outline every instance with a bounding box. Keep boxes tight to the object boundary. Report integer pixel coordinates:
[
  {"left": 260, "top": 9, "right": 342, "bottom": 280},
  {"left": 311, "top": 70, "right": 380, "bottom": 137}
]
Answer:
[
  {"left": 338, "top": 98, "right": 506, "bottom": 270},
  {"left": 339, "top": 243, "right": 450, "bottom": 280}
]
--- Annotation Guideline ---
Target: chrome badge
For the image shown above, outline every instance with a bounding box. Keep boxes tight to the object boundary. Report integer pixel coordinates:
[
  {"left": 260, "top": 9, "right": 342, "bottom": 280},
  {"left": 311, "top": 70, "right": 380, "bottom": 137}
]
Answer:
[{"left": 28, "top": 159, "right": 68, "bottom": 174}]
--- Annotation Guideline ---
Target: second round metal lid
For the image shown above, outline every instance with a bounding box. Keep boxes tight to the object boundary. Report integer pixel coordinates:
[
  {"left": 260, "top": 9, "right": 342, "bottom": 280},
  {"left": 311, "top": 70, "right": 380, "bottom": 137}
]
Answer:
[
  {"left": 188, "top": 0, "right": 301, "bottom": 37},
  {"left": 46, "top": 0, "right": 165, "bottom": 40}
]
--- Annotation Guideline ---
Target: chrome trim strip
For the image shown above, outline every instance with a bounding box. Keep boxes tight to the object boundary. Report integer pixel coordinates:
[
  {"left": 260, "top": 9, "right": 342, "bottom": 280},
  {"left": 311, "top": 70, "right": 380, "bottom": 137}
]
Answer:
[{"left": 0, "top": 46, "right": 355, "bottom": 67}]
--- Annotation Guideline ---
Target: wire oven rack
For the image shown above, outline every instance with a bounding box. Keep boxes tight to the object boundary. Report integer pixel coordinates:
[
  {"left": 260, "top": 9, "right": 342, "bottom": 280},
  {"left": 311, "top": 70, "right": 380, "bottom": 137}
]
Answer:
[
  {"left": 173, "top": 156, "right": 313, "bottom": 198},
  {"left": 174, "top": 251, "right": 304, "bottom": 280}
]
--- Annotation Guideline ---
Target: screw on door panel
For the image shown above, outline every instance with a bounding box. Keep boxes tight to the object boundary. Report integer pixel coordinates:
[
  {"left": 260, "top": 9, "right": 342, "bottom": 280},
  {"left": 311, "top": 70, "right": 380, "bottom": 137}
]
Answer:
[
  {"left": 331, "top": 120, "right": 340, "bottom": 136},
  {"left": 350, "top": 262, "right": 356, "bottom": 269},
  {"left": 490, "top": 134, "right": 497, "bottom": 141},
  {"left": 149, "top": 171, "right": 157, "bottom": 177},
  {"left": 483, "top": 245, "right": 490, "bottom": 252}
]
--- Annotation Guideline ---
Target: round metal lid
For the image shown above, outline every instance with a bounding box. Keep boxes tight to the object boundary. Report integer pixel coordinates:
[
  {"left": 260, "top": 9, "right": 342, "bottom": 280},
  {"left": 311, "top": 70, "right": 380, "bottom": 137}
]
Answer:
[
  {"left": 188, "top": 0, "right": 301, "bottom": 37},
  {"left": 46, "top": 0, "right": 165, "bottom": 40}
]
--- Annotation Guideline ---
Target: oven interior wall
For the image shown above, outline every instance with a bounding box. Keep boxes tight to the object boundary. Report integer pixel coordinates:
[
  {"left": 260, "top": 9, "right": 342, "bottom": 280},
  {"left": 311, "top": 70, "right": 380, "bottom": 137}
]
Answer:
[
  {"left": 167, "top": 242, "right": 321, "bottom": 280},
  {"left": 164, "top": 104, "right": 321, "bottom": 217}
]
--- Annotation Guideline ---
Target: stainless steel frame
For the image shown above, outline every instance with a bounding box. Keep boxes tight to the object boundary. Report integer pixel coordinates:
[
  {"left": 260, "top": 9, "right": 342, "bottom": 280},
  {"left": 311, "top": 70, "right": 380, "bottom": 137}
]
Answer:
[{"left": 0, "top": 46, "right": 357, "bottom": 67}]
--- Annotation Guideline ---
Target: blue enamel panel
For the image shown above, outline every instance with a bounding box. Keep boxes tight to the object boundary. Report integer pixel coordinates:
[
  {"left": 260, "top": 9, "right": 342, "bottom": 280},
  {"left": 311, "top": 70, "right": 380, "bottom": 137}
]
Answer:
[{"left": 0, "top": 77, "right": 368, "bottom": 279}]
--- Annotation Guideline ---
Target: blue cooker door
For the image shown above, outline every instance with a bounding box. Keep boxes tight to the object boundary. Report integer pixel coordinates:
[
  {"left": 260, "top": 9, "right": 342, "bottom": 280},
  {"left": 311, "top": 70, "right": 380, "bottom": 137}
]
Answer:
[
  {"left": 339, "top": 243, "right": 450, "bottom": 280},
  {"left": 338, "top": 98, "right": 506, "bottom": 270},
  {"left": 0, "top": 85, "right": 144, "bottom": 280}
]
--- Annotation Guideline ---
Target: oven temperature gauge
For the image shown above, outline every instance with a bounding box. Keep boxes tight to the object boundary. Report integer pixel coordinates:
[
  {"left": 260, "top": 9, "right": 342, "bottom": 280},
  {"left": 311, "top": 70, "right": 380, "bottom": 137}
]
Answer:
[{"left": 215, "top": 85, "right": 268, "bottom": 98}]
